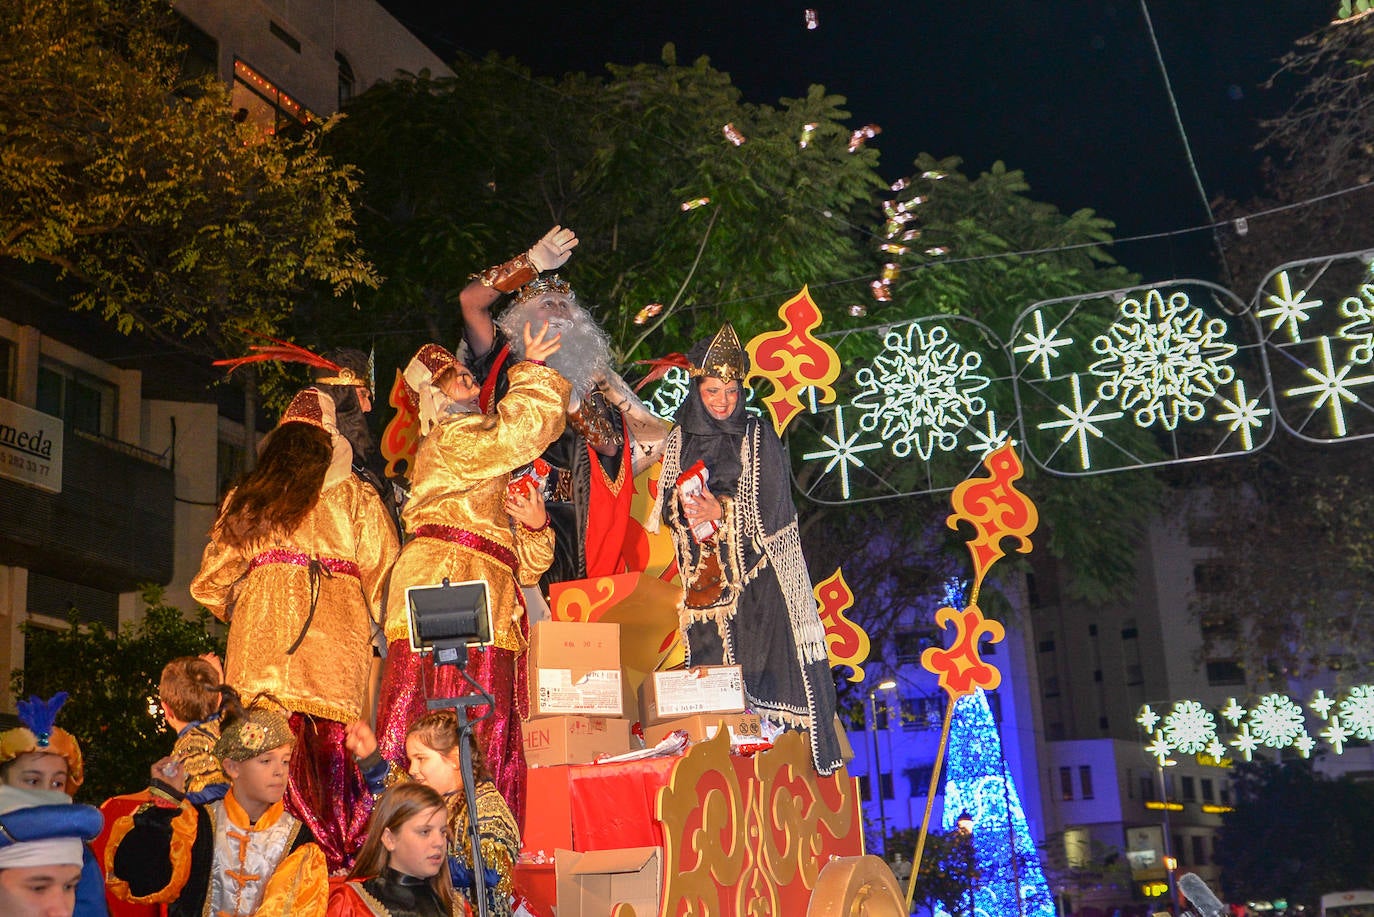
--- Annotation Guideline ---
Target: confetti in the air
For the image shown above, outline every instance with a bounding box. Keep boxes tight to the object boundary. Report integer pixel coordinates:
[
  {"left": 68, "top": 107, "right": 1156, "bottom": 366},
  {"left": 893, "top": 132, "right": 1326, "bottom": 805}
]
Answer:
[
  {"left": 890, "top": 178, "right": 909, "bottom": 192},
  {"left": 849, "top": 303, "right": 868, "bottom": 317},
  {"left": 925, "top": 247, "right": 950, "bottom": 257},
  {"left": 722, "top": 123, "right": 746, "bottom": 146},
  {"left": 634, "top": 303, "right": 664, "bottom": 325},
  {"left": 880, "top": 244, "right": 909, "bottom": 255},
  {"left": 881, "top": 263, "right": 900, "bottom": 281},
  {"left": 800, "top": 122, "right": 818, "bottom": 149},
  {"left": 921, "top": 170, "right": 947, "bottom": 180},
  {"left": 681, "top": 197, "right": 711, "bottom": 211},
  {"left": 848, "top": 124, "right": 881, "bottom": 153},
  {"left": 869, "top": 280, "right": 892, "bottom": 302},
  {"left": 805, "top": 9, "right": 818, "bottom": 29}
]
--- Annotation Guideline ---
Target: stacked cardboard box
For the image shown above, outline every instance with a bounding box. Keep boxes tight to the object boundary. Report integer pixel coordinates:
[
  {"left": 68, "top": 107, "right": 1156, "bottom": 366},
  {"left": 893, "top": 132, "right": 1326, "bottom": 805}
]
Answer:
[{"left": 522, "top": 621, "right": 631, "bottom": 766}]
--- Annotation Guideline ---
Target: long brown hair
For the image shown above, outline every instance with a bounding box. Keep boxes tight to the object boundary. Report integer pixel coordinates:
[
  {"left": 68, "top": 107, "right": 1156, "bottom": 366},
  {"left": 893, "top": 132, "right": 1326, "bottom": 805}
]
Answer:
[
  {"left": 216, "top": 422, "right": 331, "bottom": 549},
  {"left": 350, "top": 783, "right": 455, "bottom": 909}
]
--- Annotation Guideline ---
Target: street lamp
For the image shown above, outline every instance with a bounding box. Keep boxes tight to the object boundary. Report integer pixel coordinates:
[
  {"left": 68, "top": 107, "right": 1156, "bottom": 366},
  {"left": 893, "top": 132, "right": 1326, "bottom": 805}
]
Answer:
[
  {"left": 868, "top": 678, "right": 897, "bottom": 851},
  {"left": 957, "top": 810, "right": 976, "bottom": 917},
  {"left": 1157, "top": 760, "right": 1178, "bottom": 911}
]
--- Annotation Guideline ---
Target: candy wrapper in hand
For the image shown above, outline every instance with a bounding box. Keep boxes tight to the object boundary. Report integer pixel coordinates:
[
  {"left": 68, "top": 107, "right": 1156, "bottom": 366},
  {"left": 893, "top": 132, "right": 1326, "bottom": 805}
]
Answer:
[
  {"left": 676, "top": 459, "right": 720, "bottom": 542},
  {"left": 508, "top": 458, "right": 551, "bottom": 500}
]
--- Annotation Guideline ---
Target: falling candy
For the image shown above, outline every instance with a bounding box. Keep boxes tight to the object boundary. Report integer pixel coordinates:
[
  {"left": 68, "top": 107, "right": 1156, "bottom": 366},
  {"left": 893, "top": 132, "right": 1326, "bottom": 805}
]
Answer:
[
  {"left": 634, "top": 302, "right": 664, "bottom": 325},
  {"left": 881, "top": 262, "right": 900, "bottom": 281},
  {"left": 925, "top": 246, "right": 949, "bottom": 257},
  {"left": 879, "top": 243, "right": 909, "bottom": 255},
  {"left": 722, "top": 123, "right": 746, "bottom": 146},
  {"left": 681, "top": 197, "right": 711, "bottom": 211},
  {"left": 848, "top": 123, "right": 881, "bottom": 153},
  {"left": 805, "top": 9, "right": 818, "bottom": 29},
  {"left": 921, "top": 170, "right": 947, "bottom": 180},
  {"left": 890, "top": 178, "right": 909, "bottom": 192},
  {"left": 849, "top": 303, "right": 868, "bottom": 317},
  {"left": 799, "top": 122, "right": 818, "bottom": 149},
  {"left": 869, "top": 280, "right": 892, "bottom": 302}
]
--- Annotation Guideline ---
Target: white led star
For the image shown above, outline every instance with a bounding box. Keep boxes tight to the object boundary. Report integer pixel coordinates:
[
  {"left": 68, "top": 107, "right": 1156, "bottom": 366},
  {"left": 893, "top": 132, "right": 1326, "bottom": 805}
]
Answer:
[
  {"left": 802, "top": 406, "right": 881, "bottom": 500},
  {"left": 1337, "top": 684, "right": 1374, "bottom": 740},
  {"left": 1258, "top": 270, "right": 1323, "bottom": 343},
  {"left": 1322, "top": 716, "right": 1351, "bottom": 755},
  {"left": 1309, "top": 689, "right": 1336, "bottom": 720},
  {"left": 1285, "top": 336, "right": 1374, "bottom": 438},
  {"left": 1220, "top": 698, "right": 1246, "bottom": 726},
  {"left": 1145, "top": 730, "right": 1173, "bottom": 765},
  {"left": 965, "top": 410, "right": 1013, "bottom": 457},
  {"left": 1013, "top": 310, "right": 1073, "bottom": 379},
  {"left": 1163, "top": 700, "right": 1218, "bottom": 754},
  {"left": 1136, "top": 705, "right": 1161, "bottom": 733},
  {"left": 1293, "top": 732, "right": 1316, "bottom": 758},
  {"left": 1213, "top": 380, "right": 1271, "bottom": 451},
  {"left": 1229, "top": 724, "right": 1259, "bottom": 761},
  {"left": 1336, "top": 281, "right": 1374, "bottom": 364},
  {"left": 1205, "top": 739, "right": 1228, "bottom": 761},
  {"left": 1038, "top": 374, "right": 1124, "bottom": 470}
]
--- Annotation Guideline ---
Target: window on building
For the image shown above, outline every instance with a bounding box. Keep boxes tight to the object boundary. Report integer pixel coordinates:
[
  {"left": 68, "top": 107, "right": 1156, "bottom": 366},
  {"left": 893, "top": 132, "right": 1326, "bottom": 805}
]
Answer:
[
  {"left": 879, "top": 772, "right": 894, "bottom": 800},
  {"left": 232, "top": 58, "right": 313, "bottom": 137},
  {"left": 1026, "top": 571, "right": 1042, "bottom": 606},
  {"left": 1043, "top": 675, "right": 1060, "bottom": 698},
  {"left": 1181, "top": 776, "right": 1196, "bottom": 802},
  {"left": 1219, "top": 782, "right": 1231, "bottom": 806},
  {"left": 337, "top": 52, "right": 356, "bottom": 108},
  {"left": 1124, "top": 664, "right": 1144, "bottom": 686},
  {"left": 1192, "top": 562, "right": 1236, "bottom": 593},
  {"left": 1039, "top": 634, "right": 1056, "bottom": 653},
  {"left": 1079, "top": 766, "right": 1094, "bottom": 800},
  {"left": 171, "top": 14, "right": 218, "bottom": 83},
  {"left": 1059, "top": 766, "right": 1073, "bottom": 801},
  {"left": 1191, "top": 835, "right": 1206, "bottom": 866},
  {"left": 36, "top": 358, "right": 116, "bottom": 437},
  {"left": 858, "top": 774, "right": 871, "bottom": 802},
  {"left": 1098, "top": 715, "right": 1110, "bottom": 731},
  {"left": 1047, "top": 722, "right": 1065, "bottom": 740},
  {"left": 905, "top": 764, "right": 935, "bottom": 796},
  {"left": 1173, "top": 835, "right": 1185, "bottom": 865},
  {"left": 0, "top": 337, "right": 14, "bottom": 399},
  {"left": 1205, "top": 660, "right": 1246, "bottom": 686},
  {"left": 1087, "top": 623, "right": 1098, "bottom": 636},
  {"left": 1201, "top": 778, "right": 1215, "bottom": 803},
  {"left": 1141, "top": 776, "right": 1156, "bottom": 802},
  {"left": 218, "top": 438, "right": 246, "bottom": 498},
  {"left": 875, "top": 700, "right": 891, "bottom": 731}
]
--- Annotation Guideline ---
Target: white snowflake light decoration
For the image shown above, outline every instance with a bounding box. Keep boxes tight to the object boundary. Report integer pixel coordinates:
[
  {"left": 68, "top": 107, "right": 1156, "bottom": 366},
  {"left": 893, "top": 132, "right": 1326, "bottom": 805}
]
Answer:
[
  {"left": 1337, "top": 684, "right": 1374, "bottom": 740},
  {"left": 1212, "top": 380, "right": 1271, "bottom": 452},
  {"left": 1037, "top": 374, "right": 1123, "bottom": 470},
  {"left": 1309, "top": 690, "right": 1336, "bottom": 720},
  {"left": 1336, "top": 280, "right": 1374, "bottom": 365},
  {"left": 1322, "top": 716, "right": 1351, "bottom": 755},
  {"left": 1088, "top": 289, "right": 1238, "bottom": 431},
  {"left": 1013, "top": 310, "right": 1073, "bottom": 380},
  {"left": 1247, "top": 693, "right": 1307, "bottom": 748},
  {"left": 1285, "top": 336, "right": 1374, "bottom": 438},
  {"left": 852, "top": 323, "right": 991, "bottom": 460},
  {"left": 646, "top": 366, "right": 692, "bottom": 420},
  {"left": 801, "top": 407, "right": 881, "bottom": 500},
  {"left": 1162, "top": 700, "right": 1217, "bottom": 754},
  {"left": 1136, "top": 705, "right": 1161, "bottom": 733}
]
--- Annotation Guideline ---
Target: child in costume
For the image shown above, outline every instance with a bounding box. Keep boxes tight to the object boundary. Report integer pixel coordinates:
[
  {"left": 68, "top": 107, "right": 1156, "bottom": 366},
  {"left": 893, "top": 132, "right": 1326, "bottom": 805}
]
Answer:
[
  {"left": 0, "top": 692, "right": 108, "bottom": 916},
  {"left": 326, "top": 783, "right": 458, "bottom": 917},
  {"left": 157, "top": 654, "right": 237, "bottom": 797},
  {"left": 0, "top": 784, "right": 104, "bottom": 917},
  {"left": 105, "top": 701, "right": 328, "bottom": 917},
  {"left": 345, "top": 712, "right": 519, "bottom": 917}
]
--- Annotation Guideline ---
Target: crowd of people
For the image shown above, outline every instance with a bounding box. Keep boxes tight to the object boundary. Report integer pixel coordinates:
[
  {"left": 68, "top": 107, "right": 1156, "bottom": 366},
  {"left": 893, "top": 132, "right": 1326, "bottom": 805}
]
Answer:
[{"left": 1, "top": 227, "right": 844, "bottom": 917}]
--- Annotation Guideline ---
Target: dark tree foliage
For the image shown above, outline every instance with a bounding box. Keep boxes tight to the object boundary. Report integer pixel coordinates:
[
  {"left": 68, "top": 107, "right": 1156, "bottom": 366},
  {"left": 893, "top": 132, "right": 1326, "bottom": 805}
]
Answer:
[{"left": 1215, "top": 757, "right": 1374, "bottom": 906}]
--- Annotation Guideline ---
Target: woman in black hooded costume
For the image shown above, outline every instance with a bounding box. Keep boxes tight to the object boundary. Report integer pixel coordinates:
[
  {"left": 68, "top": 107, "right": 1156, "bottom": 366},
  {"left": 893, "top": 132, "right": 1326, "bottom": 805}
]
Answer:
[{"left": 649, "top": 324, "right": 843, "bottom": 776}]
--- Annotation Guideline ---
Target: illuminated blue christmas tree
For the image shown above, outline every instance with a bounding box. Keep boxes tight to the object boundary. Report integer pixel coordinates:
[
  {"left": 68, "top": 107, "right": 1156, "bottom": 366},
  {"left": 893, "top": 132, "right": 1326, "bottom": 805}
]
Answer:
[{"left": 940, "top": 689, "right": 1055, "bottom": 917}]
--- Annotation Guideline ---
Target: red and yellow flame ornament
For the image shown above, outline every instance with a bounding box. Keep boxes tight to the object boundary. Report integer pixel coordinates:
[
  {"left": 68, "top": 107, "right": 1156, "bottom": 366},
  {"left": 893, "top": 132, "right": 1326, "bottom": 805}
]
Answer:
[
  {"left": 744, "top": 286, "right": 841, "bottom": 436},
  {"left": 814, "top": 569, "right": 870, "bottom": 684},
  {"left": 909, "top": 442, "right": 1038, "bottom": 909}
]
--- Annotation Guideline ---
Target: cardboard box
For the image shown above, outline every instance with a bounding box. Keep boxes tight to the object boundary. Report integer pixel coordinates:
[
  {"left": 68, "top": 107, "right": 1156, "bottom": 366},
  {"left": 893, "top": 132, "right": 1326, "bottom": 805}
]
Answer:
[
  {"left": 528, "top": 621, "right": 623, "bottom": 718},
  {"left": 638, "top": 665, "right": 746, "bottom": 725},
  {"left": 642, "top": 712, "right": 762, "bottom": 747},
  {"left": 521, "top": 715, "right": 632, "bottom": 767},
  {"left": 555, "top": 847, "right": 662, "bottom": 917}
]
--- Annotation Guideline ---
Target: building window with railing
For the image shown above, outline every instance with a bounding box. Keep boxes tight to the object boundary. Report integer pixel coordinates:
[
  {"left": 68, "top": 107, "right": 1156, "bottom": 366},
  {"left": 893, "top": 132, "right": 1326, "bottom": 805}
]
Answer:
[
  {"left": 1079, "top": 765, "right": 1094, "bottom": 800},
  {"left": 36, "top": 358, "right": 115, "bottom": 437}
]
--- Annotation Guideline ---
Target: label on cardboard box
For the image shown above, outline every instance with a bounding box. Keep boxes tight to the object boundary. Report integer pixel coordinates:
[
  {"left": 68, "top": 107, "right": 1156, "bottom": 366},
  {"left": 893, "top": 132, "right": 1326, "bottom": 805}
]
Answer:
[
  {"left": 641, "top": 665, "right": 745, "bottom": 723},
  {"left": 535, "top": 668, "right": 623, "bottom": 716},
  {"left": 521, "top": 715, "right": 632, "bottom": 767},
  {"left": 642, "top": 712, "right": 762, "bottom": 748}
]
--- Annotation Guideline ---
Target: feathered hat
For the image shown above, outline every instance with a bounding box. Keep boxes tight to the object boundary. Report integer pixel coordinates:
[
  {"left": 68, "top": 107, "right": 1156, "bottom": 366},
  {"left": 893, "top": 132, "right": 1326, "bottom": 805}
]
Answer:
[
  {"left": 214, "top": 334, "right": 372, "bottom": 397},
  {"left": 0, "top": 693, "right": 84, "bottom": 792}
]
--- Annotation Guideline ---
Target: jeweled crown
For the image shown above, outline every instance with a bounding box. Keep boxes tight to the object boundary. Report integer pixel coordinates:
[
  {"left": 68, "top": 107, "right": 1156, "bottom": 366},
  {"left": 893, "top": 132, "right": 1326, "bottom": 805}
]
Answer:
[{"left": 514, "top": 274, "right": 575, "bottom": 304}]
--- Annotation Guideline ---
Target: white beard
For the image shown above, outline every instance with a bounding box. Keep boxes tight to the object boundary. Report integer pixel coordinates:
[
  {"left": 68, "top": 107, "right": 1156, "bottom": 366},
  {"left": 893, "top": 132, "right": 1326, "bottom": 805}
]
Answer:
[{"left": 498, "top": 299, "right": 613, "bottom": 403}]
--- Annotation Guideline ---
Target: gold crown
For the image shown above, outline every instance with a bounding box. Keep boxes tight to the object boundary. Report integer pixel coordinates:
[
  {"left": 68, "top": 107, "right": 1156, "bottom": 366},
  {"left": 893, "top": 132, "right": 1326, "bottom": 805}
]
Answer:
[
  {"left": 689, "top": 324, "right": 747, "bottom": 383},
  {"left": 514, "top": 274, "right": 574, "bottom": 304}
]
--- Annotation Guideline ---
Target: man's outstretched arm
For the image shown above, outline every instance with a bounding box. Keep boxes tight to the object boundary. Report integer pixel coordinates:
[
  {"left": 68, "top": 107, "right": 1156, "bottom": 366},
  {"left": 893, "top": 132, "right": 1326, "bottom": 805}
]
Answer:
[{"left": 459, "top": 226, "right": 578, "bottom": 359}]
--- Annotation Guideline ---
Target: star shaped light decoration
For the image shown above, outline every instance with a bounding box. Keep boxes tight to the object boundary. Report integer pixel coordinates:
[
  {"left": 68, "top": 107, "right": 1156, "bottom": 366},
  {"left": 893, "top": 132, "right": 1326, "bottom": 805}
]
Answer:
[{"left": 1136, "top": 705, "right": 1161, "bottom": 733}]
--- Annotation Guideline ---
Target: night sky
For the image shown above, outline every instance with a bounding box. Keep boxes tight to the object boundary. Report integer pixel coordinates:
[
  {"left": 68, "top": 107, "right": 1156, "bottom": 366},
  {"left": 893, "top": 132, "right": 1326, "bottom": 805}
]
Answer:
[{"left": 376, "top": 1, "right": 1333, "bottom": 285}]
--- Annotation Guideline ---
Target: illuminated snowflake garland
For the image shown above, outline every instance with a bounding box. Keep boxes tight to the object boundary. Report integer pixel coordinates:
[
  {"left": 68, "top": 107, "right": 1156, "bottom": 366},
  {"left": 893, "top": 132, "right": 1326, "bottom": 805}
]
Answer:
[
  {"left": 1161, "top": 700, "right": 1217, "bottom": 754},
  {"left": 1336, "top": 280, "right": 1374, "bottom": 365},
  {"left": 1338, "top": 684, "right": 1374, "bottom": 740},
  {"left": 852, "top": 323, "right": 991, "bottom": 460},
  {"left": 1139, "top": 684, "right": 1374, "bottom": 760},
  {"left": 1088, "top": 289, "right": 1238, "bottom": 431}
]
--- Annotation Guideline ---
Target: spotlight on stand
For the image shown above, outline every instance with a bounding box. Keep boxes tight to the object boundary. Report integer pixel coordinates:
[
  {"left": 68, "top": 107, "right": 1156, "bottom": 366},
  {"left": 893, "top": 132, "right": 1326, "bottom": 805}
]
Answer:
[
  {"left": 406, "top": 579, "right": 493, "bottom": 665},
  {"left": 405, "top": 578, "right": 496, "bottom": 917}
]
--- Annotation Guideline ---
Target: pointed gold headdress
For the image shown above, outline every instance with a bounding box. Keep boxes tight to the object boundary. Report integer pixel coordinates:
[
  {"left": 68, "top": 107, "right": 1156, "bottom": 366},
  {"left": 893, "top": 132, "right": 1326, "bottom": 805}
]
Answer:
[{"left": 689, "top": 324, "right": 747, "bottom": 383}]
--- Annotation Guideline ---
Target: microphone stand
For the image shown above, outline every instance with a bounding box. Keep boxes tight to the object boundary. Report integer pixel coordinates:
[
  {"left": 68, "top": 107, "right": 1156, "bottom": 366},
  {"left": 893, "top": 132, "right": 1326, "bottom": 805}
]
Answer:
[{"left": 427, "top": 638, "right": 494, "bottom": 917}]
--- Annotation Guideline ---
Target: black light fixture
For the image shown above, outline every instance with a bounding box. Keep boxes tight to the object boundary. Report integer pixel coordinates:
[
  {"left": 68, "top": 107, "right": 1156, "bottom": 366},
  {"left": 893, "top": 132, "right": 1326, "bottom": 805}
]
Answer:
[{"left": 406, "top": 579, "right": 493, "bottom": 665}]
